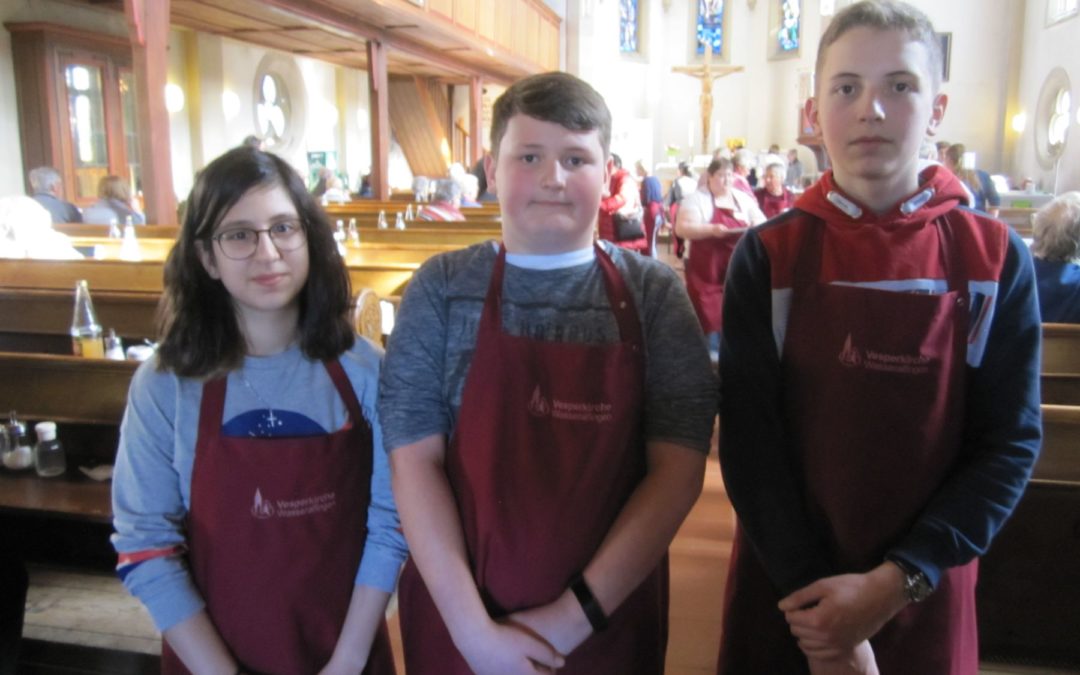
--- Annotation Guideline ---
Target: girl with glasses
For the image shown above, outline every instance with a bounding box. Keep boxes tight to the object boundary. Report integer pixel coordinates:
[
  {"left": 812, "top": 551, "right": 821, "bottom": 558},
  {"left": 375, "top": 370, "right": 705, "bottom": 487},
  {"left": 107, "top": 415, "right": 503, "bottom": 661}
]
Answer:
[{"left": 112, "top": 146, "right": 406, "bottom": 674}]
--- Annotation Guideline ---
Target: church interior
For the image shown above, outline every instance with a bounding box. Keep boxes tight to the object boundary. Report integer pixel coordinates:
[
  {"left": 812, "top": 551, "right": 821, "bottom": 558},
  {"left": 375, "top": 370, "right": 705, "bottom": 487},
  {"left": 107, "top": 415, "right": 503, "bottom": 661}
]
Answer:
[{"left": 0, "top": 0, "right": 1078, "bottom": 673}]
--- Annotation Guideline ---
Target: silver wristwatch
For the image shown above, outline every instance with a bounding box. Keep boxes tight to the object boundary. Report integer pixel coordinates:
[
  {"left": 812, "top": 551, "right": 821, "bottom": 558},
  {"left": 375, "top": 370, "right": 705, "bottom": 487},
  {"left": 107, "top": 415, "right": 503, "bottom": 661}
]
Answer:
[{"left": 890, "top": 558, "right": 933, "bottom": 603}]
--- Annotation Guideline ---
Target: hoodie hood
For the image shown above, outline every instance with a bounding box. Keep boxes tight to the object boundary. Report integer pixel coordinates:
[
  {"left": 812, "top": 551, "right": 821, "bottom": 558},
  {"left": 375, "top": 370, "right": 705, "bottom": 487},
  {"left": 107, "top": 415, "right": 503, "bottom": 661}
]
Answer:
[{"left": 795, "top": 165, "right": 971, "bottom": 229}]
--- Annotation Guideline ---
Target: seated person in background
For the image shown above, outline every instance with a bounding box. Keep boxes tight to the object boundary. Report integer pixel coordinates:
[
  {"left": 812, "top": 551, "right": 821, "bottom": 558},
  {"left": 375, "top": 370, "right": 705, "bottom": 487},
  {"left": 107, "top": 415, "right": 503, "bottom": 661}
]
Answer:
[
  {"left": 28, "top": 166, "right": 82, "bottom": 224},
  {"left": 1030, "top": 191, "right": 1080, "bottom": 323},
  {"left": 943, "top": 143, "right": 1000, "bottom": 217},
  {"left": 83, "top": 175, "right": 146, "bottom": 226},
  {"left": 412, "top": 176, "right": 431, "bottom": 203},
  {"left": 418, "top": 179, "right": 466, "bottom": 221},
  {"left": 322, "top": 175, "right": 351, "bottom": 204},
  {"left": 0, "top": 196, "right": 83, "bottom": 259},
  {"left": 458, "top": 174, "right": 482, "bottom": 208},
  {"left": 754, "top": 161, "right": 796, "bottom": 219}
]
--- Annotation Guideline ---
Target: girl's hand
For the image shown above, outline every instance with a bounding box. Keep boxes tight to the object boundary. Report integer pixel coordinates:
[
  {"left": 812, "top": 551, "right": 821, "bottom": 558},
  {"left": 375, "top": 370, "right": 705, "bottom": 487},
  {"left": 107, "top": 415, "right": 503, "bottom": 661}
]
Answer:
[{"left": 454, "top": 620, "right": 565, "bottom": 675}]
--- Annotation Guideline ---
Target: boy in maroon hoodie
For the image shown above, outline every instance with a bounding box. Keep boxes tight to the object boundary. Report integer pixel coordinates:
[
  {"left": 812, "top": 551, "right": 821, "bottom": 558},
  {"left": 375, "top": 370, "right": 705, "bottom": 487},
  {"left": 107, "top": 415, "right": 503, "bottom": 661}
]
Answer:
[{"left": 716, "top": 2, "right": 1041, "bottom": 674}]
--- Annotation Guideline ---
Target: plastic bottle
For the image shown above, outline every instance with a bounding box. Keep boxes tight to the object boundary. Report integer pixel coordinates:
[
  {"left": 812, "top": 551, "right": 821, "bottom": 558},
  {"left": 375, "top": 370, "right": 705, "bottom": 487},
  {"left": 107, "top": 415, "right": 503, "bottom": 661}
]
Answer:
[
  {"left": 377, "top": 210, "right": 388, "bottom": 229},
  {"left": 71, "top": 280, "right": 105, "bottom": 358},
  {"left": 347, "top": 218, "right": 360, "bottom": 246},
  {"left": 394, "top": 212, "right": 406, "bottom": 230},
  {"left": 3, "top": 413, "right": 33, "bottom": 471},
  {"left": 334, "top": 219, "right": 347, "bottom": 257},
  {"left": 104, "top": 328, "right": 125, "bottom": 360},
  {"left": 119, "top": 215, "right": 142, "bottom": 261},
  {"left": 34, "top": 421, "right": 66, "bottom": 477}
]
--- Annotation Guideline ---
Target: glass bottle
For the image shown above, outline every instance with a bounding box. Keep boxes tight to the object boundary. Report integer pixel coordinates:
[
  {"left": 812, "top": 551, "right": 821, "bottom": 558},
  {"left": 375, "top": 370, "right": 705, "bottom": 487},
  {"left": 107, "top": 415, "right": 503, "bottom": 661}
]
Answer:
[
  {"left": 394, "top": 212, "right": 406, "bottom": 230},
  {"left": 3, "top": 413, "right": 33, "bottom": 471},
  {"left": 377, "top": 210, "right": 388, "bottom": 229},
  {"left": 405, "top": 203, "right": 414, "bottom": 220},
  {"left": 34, "top": 421, "right": 66, "bottom": 478},
  {"left": 71, "top": 280, "right": 105, "bottom": 358},
  {"left": 104, "top": 328, "right": 125, "bottom": 360},
  {"left": 119, "top": 215, "right": 142, "bottom": 261},
  {"left": 107, "top": 217, "right": 122, "bottom": 239},
  {"left": 347, "top": 218, "right": 360, "bottom": 246},
  {"left": 334, "top": 219, "right": 347, "bottom": 257}
]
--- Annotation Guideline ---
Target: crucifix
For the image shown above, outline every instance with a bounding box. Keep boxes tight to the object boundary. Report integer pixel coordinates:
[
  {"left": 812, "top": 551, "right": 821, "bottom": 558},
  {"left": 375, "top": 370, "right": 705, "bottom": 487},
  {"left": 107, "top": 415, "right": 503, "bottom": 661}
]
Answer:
[{"left": 672, "top": 40, "right": 744, "bottom": 153}]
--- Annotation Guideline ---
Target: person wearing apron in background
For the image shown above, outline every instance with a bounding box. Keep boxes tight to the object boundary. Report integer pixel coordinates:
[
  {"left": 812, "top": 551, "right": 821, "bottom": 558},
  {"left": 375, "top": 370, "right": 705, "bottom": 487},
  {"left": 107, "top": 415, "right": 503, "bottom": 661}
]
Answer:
[
  {"left": 379, "top": 72, "right": 717, "bottom": 675},
  {"left": 111, "top": 147, "right": 406, "bottom": 675},
  {"left": 717, "top": 3, "right": 1042, "bottom": 674},
  {"left": 676, "top": 157, "right": 766, "bottom": 358}
]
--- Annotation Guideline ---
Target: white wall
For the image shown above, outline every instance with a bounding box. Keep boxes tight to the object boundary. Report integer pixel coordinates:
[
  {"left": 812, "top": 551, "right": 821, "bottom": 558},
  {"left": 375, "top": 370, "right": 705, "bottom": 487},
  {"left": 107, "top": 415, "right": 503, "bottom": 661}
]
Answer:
[
  {"left": 1012, "top": 5, "right": 1080, "bottom": 193},
  {"left": 565, "top": 0, "right": 1023, "bottom": 178}
]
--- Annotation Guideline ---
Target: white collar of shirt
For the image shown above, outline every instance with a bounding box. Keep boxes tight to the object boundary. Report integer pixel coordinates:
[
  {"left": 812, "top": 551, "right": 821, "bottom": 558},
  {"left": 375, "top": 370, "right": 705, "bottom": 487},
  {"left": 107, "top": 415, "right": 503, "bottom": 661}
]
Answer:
[{"left": 494, "top": 242, "right": 597, "bottom": 270}]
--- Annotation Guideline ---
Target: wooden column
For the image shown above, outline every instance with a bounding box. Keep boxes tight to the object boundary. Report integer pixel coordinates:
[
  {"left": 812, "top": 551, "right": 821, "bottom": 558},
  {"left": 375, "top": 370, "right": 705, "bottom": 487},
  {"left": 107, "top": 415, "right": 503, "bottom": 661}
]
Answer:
[
  {"left": 367, "top": 39, "right": 390, "bottom": 201},
  {"left": 123, "top": 0, "right": 177, "bottom": 225},
  {"left": 469, "top": 75, "right": 484, "bottom": 165}
]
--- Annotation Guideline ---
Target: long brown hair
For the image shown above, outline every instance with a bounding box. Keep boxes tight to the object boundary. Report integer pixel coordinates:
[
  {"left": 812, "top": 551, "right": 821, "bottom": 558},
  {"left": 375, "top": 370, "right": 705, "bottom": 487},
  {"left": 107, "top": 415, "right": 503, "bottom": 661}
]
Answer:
[{"left": 156, "top": 146, "right": 354, "bottom": 378}]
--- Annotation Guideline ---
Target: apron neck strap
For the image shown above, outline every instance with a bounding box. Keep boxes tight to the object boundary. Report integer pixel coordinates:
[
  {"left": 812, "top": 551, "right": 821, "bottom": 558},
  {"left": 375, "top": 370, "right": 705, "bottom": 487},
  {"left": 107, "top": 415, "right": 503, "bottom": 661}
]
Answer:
[{"left": 323, "top": 358, "right": 367, "bottom": 428}]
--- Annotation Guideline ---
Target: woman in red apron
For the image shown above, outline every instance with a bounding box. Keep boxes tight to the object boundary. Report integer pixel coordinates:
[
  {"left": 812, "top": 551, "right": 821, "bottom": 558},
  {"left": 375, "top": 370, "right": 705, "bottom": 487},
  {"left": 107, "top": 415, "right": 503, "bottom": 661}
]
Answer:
[
  {"left": 111, "top": 147, "right": 402, "bottom": 675},
  {"left": 676, "top": 158, "right": 765, "bottom": 340}
]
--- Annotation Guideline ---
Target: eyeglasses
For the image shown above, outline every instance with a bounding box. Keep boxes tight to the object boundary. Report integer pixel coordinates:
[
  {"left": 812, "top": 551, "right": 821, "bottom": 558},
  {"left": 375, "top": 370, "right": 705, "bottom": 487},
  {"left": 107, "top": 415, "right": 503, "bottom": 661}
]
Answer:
[{"left": 210, "top": 221, "right": 306, "bottom": 260}]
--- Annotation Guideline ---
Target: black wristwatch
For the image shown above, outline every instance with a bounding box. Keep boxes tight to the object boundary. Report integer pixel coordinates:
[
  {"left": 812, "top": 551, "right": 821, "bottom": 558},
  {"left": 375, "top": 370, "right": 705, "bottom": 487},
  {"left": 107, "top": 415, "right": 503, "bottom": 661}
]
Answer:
[{"left": 888, "top": 557, "right": 933, "bottom": 603}]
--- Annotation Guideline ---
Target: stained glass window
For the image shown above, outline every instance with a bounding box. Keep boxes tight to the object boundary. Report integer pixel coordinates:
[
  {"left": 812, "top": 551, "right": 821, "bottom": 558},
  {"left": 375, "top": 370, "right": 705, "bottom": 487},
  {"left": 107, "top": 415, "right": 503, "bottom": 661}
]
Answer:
[
  {"left": 776, "top": 0, "right": 800, "bottom": 53},
  {"left": 619, "top": 0, "right": 640, "bottom": 53},
  {"left": 696, "top": 0, "right": 724, "bottom": 56}
]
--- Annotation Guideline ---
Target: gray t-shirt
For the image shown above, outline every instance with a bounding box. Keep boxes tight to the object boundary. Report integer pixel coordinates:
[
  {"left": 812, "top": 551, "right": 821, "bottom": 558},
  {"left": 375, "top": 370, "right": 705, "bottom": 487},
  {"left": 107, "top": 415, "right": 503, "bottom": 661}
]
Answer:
[{"left": 379, "top": 241, "right": 717, "bottom": 454}]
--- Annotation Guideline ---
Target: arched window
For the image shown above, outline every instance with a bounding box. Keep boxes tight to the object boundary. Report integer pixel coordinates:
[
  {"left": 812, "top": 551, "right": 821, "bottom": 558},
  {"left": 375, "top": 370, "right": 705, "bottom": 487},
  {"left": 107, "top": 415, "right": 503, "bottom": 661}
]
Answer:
[
  {"left": 696, "top": 0, "right": 724, "bottom": 56},
  {"left": 257, "top": 73, "right": 289, "bottom": 148}
]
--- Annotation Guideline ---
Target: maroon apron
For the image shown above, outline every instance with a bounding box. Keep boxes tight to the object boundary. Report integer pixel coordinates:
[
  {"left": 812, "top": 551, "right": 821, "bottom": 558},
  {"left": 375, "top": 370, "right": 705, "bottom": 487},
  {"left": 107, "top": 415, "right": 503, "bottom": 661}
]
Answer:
[
  {"left": 398, "top": 244, "right": 669, "bottom": 674},
  {"left": 685, "top": 205, "right": 749, "bottom": 333},
  {"left": 162, "top": 360, "right": 396, "bottom": 675},
  {"left": 718, "top": 218, "right": 979, "bottom": 674}
]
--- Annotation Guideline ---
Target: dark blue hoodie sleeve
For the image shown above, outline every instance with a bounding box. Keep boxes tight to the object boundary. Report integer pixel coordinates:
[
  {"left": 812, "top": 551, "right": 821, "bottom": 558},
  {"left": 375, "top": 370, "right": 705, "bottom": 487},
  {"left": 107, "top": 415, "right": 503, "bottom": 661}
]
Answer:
[
  {"left": 719, "top": 229, "right": 836, "bottom": 595},
  {"left": 887, "top": 228, "right": 1042, "bottom": 587}
]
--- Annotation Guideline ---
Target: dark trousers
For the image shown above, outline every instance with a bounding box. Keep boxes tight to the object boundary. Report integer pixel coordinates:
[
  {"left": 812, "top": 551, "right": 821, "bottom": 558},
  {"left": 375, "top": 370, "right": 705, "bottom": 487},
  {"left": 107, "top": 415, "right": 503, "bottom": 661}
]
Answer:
[{"left": 0, "top": 545, "right": 28, "bottom": 675}]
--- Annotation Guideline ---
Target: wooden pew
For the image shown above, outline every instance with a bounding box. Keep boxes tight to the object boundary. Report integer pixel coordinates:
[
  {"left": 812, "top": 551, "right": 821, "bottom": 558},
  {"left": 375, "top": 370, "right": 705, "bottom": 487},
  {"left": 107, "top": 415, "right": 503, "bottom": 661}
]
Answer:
[
  {"left": 1041, "top": 323, "right": 1080, "bottom": 406},
  {"left": 978, "top": 403, "right": 1080, "bottom": 666},
  {"left": 0, "top": 353, "right": 135, "bottom": 524},
  {"left": 998, "top": 206, "right": 1036, "bottom": 238},
  {"left": 0, "top": 256, "right": 419, "bottom": 300},
  {"left": 1042, "top": 323, "right": 1080, "bottom": 374}
]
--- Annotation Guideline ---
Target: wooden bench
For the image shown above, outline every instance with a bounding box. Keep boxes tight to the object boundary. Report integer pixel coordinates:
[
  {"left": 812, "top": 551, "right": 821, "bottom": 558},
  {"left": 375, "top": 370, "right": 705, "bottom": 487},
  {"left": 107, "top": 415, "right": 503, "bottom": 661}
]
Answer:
[
  {"left": 1041, "top": 323, "right": 1080, "bottom": 406},
  {"left": 0, "top": 352, "right": 134, "bottom": 525},
  {"left": 0, "top": 261, "right": 390, "bottom": 350},
  {"left": 978, "top": 403, "right": 1080, "bottom": 667},
  {"left": 0, "top": 256, "right": 418, "bottom": 303}
]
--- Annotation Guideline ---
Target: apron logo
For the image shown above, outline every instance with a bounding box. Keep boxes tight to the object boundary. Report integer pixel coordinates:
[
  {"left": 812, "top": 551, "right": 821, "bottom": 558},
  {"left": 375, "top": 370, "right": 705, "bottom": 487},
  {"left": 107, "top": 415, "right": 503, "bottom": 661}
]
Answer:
[
  {"left": 529, "top": 385, "right": 551, "bottom": 417},
  {"left": 529, "top": 384, "right": 614, "bottom": 423},
  {"left": 250, "top": 489, "right": 338, "bottom": 519},
  {"left": 838, "top": 334, "right": 934, "bottom": 375},
  {"left": 251, "top": 488, "right": 275, "bottom": 519},
  {"left": 839, "top": 334, "right": 862, "bottom": 367}
]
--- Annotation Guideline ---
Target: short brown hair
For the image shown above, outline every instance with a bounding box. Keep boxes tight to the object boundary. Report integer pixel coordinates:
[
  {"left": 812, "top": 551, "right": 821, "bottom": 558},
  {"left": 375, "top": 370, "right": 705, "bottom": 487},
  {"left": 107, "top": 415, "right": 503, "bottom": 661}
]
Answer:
[
  {"left": 816, "top": 1, "right": 943, "bottom": 93},
  {"left": 97, "top": 175, "right": 131, "bottom": 202},
  {"left": 489, "top": 72, "right": 611, "bottom": 158}
]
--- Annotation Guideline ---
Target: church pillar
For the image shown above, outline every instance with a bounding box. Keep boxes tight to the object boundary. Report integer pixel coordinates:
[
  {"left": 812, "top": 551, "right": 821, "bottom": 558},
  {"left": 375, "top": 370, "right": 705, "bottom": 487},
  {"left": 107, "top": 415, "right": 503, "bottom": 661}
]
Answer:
[
  {"left": 469, "top": 75, "right": 483, "bottom": 164},
  {"left": 124, "top": 0, "right": 177, "bottom": 225},
  {"left": 367, "top": 39, "right": 390, "bottom": 200}
]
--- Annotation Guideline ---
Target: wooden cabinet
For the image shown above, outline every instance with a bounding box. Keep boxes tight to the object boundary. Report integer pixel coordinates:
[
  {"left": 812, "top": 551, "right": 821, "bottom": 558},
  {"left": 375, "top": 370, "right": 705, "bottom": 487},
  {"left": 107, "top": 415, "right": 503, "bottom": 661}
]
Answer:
[{"left": 6, "top": 23, "right": 139, "bottom": 207}]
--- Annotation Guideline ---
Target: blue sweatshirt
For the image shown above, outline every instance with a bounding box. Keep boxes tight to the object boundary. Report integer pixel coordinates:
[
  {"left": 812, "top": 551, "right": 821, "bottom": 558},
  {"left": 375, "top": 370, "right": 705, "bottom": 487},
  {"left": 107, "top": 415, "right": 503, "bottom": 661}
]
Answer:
[{"left": 719, "top": 166, "right": 1042, "bottom": 594}]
